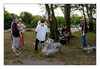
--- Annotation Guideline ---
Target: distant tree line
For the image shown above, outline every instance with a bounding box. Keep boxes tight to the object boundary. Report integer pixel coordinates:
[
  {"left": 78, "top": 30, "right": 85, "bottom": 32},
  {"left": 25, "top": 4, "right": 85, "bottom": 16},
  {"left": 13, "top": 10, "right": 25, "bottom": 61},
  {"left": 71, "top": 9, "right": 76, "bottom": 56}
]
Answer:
[{"left": 4, "top": 4, "right": 96, "bottom": 37}]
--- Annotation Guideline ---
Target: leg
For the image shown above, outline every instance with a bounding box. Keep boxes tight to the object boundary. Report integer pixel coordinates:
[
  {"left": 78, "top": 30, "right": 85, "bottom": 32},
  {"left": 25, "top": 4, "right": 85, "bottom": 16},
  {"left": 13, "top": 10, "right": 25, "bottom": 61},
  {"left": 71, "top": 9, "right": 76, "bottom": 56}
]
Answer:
[
  {"left": 41, "top": 41, "right": 44, "bottom": 44},
  {"left": 34, "top": 38, "right": 39, "bottom": 51},
  {"left": 67, "top": 36, "right": 70, "bottom": 42},
  {"left": 19, "top": 35, "right": 21, "bottom": 45},
  {"left": 22, "top": 33, "right": 24, "bottom": 45},
  {"left": 40, "top": 41, "right": 44, "bottom": 50},
  {"left": 12, "top": 37, "right": 19, "bottom": 54},
  {"left": 82, "top": 33, "right": 87, "bottom": 47}
]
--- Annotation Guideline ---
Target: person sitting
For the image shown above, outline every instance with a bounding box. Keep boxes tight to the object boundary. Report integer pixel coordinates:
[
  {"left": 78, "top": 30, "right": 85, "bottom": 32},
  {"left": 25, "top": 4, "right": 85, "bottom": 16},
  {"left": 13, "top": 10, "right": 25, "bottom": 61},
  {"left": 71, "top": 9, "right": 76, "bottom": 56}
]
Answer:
[{"left": 59, "top": 24, "right": 70, "bottom": 43}]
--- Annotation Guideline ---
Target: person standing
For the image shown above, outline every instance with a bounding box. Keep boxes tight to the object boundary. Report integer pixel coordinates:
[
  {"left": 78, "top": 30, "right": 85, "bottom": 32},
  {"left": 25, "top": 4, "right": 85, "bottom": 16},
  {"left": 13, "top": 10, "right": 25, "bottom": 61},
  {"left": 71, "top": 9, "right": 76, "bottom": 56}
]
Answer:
[
  {"left": 17, "top": 19, "right": 26, "bottom": 45},
  {"left": 34, "top": 18, "right": 48, "bottom": 51},
  {"left": 11, "top": 17, "right": 20, "bottom": 56},
  {"left": 37, "top": 16, "right": 48, "bottom": 27},
  {"left": 80, "top": 18, "right": 88, "bottom": 48}
]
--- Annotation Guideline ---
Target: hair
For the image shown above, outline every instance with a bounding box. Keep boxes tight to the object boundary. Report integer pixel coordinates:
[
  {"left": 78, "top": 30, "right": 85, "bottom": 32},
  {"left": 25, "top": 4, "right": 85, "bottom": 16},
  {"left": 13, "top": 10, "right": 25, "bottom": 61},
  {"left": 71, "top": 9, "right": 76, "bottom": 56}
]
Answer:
[
  {"left": 19, "top": 19, "right": 22, "bottom": 22},
  {"left": 40, "top": 18, "right": 45, "bottom": 23},
  {"left": 64, "top": 24, "right": 67, "bottom": 27}
]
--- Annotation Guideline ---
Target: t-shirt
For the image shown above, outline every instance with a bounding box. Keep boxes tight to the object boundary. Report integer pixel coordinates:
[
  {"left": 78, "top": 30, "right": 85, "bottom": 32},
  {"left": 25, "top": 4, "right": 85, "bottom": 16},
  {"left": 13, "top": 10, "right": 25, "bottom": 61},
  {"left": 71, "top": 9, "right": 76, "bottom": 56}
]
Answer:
[
  {"left": 12, "top": 23, "right": 20, "bottom": 37},
  {"left": 80, "top": 23, "right": 88, "bottom": 33},
  {"left": 36, "top": 23, "right": 48, "bottom": 41},
  {"left": 17, "top": 23, "right": 26, "bottom": 33},
  {"left": 61, "top": 28, "right": 69, "bottom": 34}
]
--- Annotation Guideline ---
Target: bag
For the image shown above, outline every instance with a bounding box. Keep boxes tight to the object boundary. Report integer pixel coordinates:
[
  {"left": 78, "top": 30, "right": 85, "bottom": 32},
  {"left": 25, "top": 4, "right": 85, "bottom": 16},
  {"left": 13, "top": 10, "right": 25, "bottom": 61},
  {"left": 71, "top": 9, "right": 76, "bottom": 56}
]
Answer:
[{"left": 59, "top": 35, "right": 66, "bottom": 44}]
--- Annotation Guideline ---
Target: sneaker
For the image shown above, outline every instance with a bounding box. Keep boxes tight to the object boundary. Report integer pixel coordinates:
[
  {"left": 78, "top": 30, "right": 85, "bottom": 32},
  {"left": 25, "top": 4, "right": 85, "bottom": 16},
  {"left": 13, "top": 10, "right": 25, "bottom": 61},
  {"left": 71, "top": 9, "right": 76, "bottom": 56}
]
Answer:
[
  {"left": 33, "top": 43, "right": 35, "bottom": 46},
  {"left": 15, "top": 51, "right": 19, "bottom": 56},
  {"left": 33, "top": 50, "right": 38, "bottom": 52},
  {"left": 15, "top": 51, "right": 21, "bottom": 56}
]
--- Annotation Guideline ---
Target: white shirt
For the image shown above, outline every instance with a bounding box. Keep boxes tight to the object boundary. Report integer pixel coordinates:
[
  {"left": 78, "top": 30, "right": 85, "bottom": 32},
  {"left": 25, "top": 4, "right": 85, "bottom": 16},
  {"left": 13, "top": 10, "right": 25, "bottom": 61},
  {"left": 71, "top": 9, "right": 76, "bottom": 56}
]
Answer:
[
  {"left": 36, "top": 23, "right": 48, "bottom": 41},
  {"left": 17, "top": 23, "right": 26, "bottom": 33}
]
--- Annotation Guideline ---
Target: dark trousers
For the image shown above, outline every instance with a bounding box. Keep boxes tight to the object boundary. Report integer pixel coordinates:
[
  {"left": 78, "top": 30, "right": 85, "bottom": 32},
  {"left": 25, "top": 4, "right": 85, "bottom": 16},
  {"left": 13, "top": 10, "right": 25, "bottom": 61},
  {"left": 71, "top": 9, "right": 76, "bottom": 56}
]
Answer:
[
  {"left": 65, "top": 36, "right": 70, "bottom": 42},
  {"left": 35, "top": 38, "right": 44, "bottom": 51}
]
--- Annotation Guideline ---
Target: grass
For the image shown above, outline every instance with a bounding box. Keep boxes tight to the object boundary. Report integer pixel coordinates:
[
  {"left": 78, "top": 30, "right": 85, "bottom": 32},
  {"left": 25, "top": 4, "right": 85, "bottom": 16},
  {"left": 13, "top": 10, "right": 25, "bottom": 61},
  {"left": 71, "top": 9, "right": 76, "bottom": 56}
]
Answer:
[{"left": 4, "top": 31, "right": 96, "bottom": 65}]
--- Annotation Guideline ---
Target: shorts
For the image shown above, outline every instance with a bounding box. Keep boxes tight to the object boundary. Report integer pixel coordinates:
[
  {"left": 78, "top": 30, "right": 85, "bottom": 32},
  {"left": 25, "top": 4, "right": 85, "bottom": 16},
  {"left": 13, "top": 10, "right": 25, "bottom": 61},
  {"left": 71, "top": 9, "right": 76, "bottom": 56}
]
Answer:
[{"left": 13, "top": 36, "right": 19, "bottom": 48}]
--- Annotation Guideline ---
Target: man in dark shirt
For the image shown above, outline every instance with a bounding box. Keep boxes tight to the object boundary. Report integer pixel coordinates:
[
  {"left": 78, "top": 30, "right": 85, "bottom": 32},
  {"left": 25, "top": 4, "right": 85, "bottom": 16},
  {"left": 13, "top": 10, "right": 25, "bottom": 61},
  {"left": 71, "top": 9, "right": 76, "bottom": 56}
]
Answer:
[
  {"left": 80, "top": 18, "right": 88, "bottom": 48},
  {"left": 12, "top": 22, "right": 20, "bottom": 37},
  {"left": 11, "top": 17, "right": 20, "bottom": 56},
  {"left": 59, "top": 24, "right": 70, "bottom": 42}
]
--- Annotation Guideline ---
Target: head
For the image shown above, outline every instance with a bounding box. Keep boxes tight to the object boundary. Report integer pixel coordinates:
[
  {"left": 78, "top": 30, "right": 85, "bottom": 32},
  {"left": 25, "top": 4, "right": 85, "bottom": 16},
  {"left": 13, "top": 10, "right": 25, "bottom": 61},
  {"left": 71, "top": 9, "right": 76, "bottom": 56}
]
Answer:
[
  {"left": 64, "top": 24, "right": 67, "bottom": 29},
  {"left": 18, "top": 19, "right": 22, "bottom": 24},
  {"left": 40, "top": 18, "right": 45, "bottom": 23},
  {"left": 80, "top": 18, "right": 85, "bottom": 24},
  {"left": 13, "top": 17, "right": 18, "bottom": 23}
]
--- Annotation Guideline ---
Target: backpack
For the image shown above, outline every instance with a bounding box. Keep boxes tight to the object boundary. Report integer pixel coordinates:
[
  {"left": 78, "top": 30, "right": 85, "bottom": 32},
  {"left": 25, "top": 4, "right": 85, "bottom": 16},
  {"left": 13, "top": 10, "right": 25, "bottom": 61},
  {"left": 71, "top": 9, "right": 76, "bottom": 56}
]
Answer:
[{"left": 59, "top": 35, "right": 66, "bottom": 45}]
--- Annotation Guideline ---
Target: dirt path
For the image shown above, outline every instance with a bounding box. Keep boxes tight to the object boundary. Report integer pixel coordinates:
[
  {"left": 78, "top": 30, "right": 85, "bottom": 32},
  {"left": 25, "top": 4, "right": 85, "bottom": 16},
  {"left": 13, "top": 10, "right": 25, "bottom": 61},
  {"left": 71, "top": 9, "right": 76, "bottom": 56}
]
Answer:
[
  {"left": 22, "top": 58, "right": 65, "bottom": 65},
  {"left": 5, "top": 58, "right": 66, "bottom": 65}
]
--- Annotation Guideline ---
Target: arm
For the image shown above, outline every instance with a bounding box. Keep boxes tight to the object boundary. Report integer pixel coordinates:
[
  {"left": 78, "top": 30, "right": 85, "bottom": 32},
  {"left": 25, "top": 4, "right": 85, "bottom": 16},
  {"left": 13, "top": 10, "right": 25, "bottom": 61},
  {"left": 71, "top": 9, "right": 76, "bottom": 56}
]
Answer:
[
  {"left": 35, "top": 26, "right": 38, "bottom": 34},
  {"left": 59, "top": 28, "right": 63, "bottom": 35}
]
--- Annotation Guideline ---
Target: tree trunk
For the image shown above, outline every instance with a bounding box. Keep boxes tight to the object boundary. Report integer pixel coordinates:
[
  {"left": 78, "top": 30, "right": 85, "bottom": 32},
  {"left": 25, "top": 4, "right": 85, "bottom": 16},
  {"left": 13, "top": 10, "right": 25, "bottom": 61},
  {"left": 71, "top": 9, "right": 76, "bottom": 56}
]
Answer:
[
  {"left": 86, "top": 4, "right": 94, "bottom": 31},
  {"left": 64, "top": 4, "right": 71, "bottom": 32},
  {"left": 81, "top": 4, "right": 87, "bottom": 24},
  {"left": 45, "top": 4, "right": 59, "bottom": 41}
]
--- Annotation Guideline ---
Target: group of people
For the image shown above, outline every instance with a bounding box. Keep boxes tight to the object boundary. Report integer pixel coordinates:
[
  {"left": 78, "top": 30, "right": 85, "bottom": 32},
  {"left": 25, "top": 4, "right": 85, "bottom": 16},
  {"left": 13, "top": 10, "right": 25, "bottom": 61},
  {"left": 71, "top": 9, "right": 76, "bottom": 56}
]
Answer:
[
  {"left": 11, "top": 17, "right": 26, "bottom": 56},
  {"left": 10, "top": 16, "right": 88, "bottom": 56}
]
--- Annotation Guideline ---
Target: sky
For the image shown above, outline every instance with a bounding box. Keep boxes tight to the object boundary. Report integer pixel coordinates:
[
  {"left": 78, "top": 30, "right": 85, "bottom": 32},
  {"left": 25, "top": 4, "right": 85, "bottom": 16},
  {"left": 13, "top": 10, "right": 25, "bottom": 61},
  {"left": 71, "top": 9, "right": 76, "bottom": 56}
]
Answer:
[{"left": 4, "top": 4, "right": 64, "bottom": 16}]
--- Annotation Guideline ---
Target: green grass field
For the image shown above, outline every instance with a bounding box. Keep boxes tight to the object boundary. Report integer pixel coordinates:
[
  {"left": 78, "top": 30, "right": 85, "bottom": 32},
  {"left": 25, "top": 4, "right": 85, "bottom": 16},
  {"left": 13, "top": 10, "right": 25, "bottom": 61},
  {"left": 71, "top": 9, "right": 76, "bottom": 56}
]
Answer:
[{"left": 4, "top": 31, "right": 96, "bottom": 65}]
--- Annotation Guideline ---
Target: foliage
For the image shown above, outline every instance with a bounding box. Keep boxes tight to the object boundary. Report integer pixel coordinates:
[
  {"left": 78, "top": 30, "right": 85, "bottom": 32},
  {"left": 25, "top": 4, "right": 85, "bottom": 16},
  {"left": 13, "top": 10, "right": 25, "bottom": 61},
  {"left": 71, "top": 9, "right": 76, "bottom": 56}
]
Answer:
[
  {"left": 4, "top": 8, "right": 19, "bottom": 30},
  {"left": 56, "top": 16, "right": 64, "bottom": 28},
  {"left": 20, "top": 11, "right": 33, "bottom": 25},
  {"left": 71, "top": 13, "right": 83, "bottom": 25},
  {"left": 30, "top": 15, "right": 41, "bottom": 28}
]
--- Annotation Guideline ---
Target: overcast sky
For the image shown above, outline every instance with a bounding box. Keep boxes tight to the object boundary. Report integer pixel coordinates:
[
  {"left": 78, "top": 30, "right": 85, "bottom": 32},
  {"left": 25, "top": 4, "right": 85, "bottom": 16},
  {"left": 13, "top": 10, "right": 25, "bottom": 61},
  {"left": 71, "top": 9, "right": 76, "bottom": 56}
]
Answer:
[{"left": 4, "top": 4, "right": 64, "bottom": 16}]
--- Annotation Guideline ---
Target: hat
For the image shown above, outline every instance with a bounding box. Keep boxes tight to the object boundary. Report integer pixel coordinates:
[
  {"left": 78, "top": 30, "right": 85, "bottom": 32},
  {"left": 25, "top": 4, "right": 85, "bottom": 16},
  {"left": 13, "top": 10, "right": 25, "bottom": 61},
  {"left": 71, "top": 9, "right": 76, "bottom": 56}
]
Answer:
[{"left": 80, "top": 18, "right": 85, "bottom": 21}]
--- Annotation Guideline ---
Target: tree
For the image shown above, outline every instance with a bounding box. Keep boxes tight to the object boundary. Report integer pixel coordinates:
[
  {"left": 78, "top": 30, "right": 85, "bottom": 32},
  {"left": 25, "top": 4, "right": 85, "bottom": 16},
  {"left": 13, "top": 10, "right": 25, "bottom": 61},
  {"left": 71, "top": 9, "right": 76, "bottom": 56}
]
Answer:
[
  {"left": 4, "top": 7, "right": 19, "bottom": 29},
  {"left": 71, "top": 13, "right": 82, "bottom": 25},
  {"left": 85, "top": 4, "right": 96, "bottom": 31},
  {"left": 20, "top": 11, "right": 33, "bottom": 25},
  {"left": 64, "top": 4, "right": 71, "bottom": 32},
  {"left": 30, "top": 15, "right": 41, "bottom": 28},
  {"left": 71, "top": 4, "right": 96, "bottom": 32},
  {"left": 45, "top": 4, "right": 59, "bottom": 40}
]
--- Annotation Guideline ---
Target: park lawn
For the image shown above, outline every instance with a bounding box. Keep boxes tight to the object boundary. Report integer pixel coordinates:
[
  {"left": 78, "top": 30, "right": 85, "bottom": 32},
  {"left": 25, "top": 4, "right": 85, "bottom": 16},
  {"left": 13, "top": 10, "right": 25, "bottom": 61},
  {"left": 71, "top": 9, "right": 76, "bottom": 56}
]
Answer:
[{"left": 4, "top": 31, "right": 96, "bottom": 65}]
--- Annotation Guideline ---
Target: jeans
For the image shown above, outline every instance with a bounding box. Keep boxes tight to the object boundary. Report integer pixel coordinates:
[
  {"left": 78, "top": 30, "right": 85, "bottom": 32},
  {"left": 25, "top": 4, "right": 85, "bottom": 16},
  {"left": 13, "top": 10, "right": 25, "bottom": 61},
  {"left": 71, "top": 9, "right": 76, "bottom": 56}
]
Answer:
[
  {"left": 82, "top": 33, "right": 87, "bottom": 47},
  {"left": 35, "top": 38, "right": 44, "bottom": 50}
]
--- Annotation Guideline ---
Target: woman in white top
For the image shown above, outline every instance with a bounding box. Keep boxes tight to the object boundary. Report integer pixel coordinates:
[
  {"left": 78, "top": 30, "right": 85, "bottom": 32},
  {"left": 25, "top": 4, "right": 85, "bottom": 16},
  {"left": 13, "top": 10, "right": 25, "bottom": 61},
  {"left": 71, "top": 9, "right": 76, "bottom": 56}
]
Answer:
[{"left": 17, "top": 19, "right": 26, "bottom": 45}]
